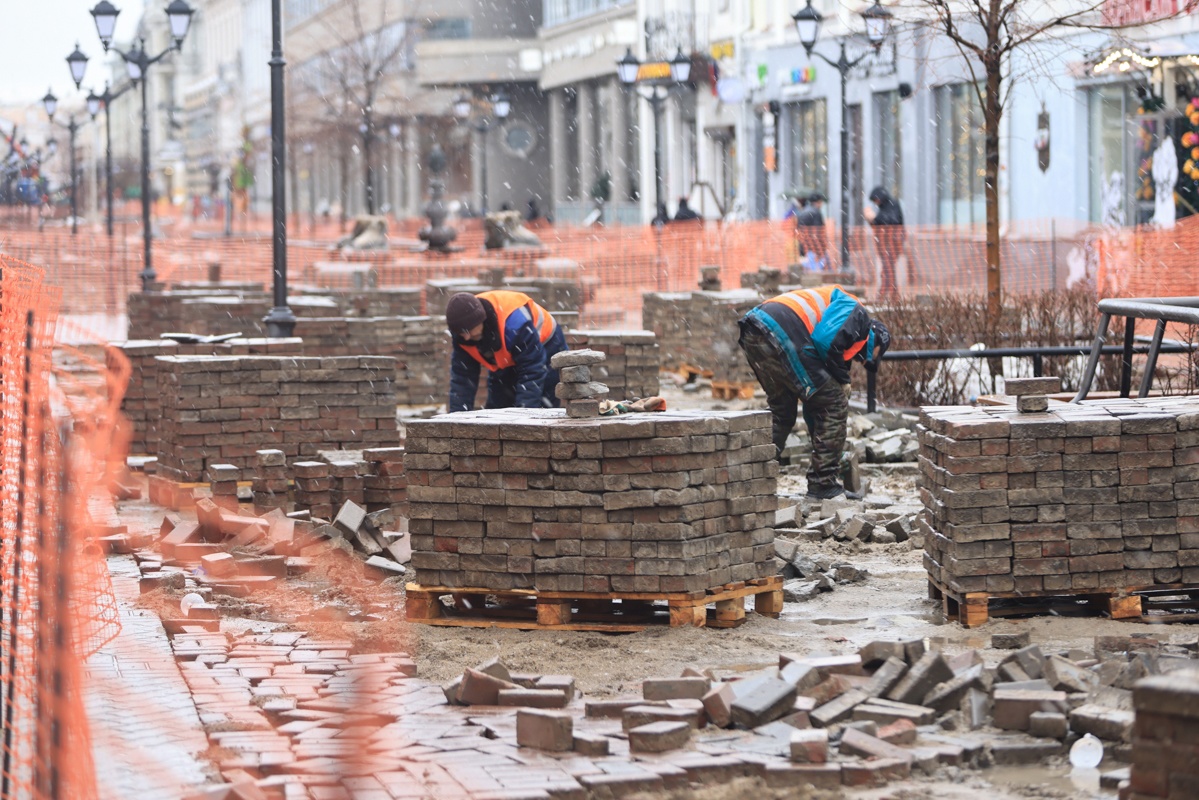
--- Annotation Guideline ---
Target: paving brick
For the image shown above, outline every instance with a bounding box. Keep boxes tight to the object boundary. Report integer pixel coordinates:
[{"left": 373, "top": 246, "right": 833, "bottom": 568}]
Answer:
[
  {"left": 458, "top": 668, "right": 521, "bottom": 706},
  {"left": 887, "top": 651, "right": 954, "bottom": 705},
  {"left": 628, "top": 720, "right": 691, "bottom": 753},
  {"left": 992, "top": 689, "right": 1068, "bottom": 731},
  {"left": 788, "top": 729, "right": 829, "bottom": 763},
  {"left": 729, "top": 677, "right": 797, "bottom": 729},
  {"left": 515, "top": 708, "right": 573, "bottom": 751},
  {"left": 643, "top": 676, "right": 710, "bottom": 701}
]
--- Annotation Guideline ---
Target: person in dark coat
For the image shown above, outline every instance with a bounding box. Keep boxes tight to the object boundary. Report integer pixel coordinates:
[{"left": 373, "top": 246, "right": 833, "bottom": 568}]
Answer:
[
  {"left": 794, "top": 191, "right": 827, "bottom": 268},
  {"left": 738, "top": 285, "right": 890, "bottom": 499},
  {"left": 446, "top": 291, "right": 567, "bottom": 413},
  {"left": 652, "top": 202, "right": 670, "bottom": 227},
  {"left": 866, "top": 186, "right": 906, "bottom": 299},
  {"left": 673, "top": 197, "right": 701, "bottom": 222}
]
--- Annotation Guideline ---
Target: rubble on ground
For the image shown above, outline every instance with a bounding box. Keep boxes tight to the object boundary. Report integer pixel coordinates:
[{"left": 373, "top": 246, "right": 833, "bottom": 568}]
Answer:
[
  {"left": 782, "top": 412, "right": 920, "bottom": 466},
  {"left": 427, "top": 631, "right": 1181, "bottom": 792}
]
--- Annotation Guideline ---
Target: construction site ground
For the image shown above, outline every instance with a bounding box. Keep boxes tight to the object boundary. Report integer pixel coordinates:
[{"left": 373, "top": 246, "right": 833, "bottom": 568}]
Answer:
[{"left": 89, "top": 379, "right": 1192, "bottom": 800}]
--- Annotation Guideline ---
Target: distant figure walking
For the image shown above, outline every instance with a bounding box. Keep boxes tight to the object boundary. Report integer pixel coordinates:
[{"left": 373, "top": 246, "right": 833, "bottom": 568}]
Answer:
[
  {"left": 865, "top": 187, "right": 905, "bottom": 300},
  {"left": 673, "top": 197, "right": 701, "bottom": 222}
]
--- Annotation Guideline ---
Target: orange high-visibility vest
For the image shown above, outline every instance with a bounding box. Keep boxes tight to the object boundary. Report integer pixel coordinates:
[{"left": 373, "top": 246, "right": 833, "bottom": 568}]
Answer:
[
  {"left": 458, "top": 290, "right": 557, "bottom": 372},
  {"left": 763, "top": 285, "right": 867, "bottom": 361}
]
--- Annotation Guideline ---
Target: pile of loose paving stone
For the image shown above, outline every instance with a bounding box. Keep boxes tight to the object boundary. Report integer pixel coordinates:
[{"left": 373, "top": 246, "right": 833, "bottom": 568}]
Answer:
[
  {"left": 768, "top": 493, "right": 922, "bottom": 602},
  {"left": 428, "top": 630, "right": 1188, "bottom": 794}
]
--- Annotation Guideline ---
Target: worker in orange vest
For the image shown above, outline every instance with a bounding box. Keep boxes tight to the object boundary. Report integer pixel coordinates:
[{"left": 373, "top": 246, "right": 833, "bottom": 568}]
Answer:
[
  {"left": 446, "top": 290, "right": 568, "bottom": 412},
  {"left": 739, "top": 285, "right": 890, "bottom": 499}
]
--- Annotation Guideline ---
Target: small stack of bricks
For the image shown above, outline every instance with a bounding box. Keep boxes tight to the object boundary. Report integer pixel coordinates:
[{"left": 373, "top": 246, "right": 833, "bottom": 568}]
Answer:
[
  {"left": 252, "top": 450, "right": 289, "bottom": 512},
  {"left": 552, "top": 350, "right": 609, "bottom": 418},
  {"left": 330, "top": 461, "right": 366, "bottom": 509},
  {"left": 293, "top": 461, "right": 333, "bottom": 520},
  {"left": 154, "top": 354, "right": 398, "bottom": 482},
  {"left": 1126, "top": 672, "right": 1199, "bottom": 800},
  {"left": 1005, "top": 376, "right": 1059, "bottom": 413},
  {"left": 406, "top": 408, "right": 778, "bottom": 593},
  {"left": 207, "top": 464, "right": 240, "bottom": 511},
  {"left": 565, "top": 330, "right": 660, "bottom": 401},
  {"left": 919, "top": 389, "right": 1199, "bottom": 596},
  {"left": 364, "top": 447, "right": 407, "bottom": 513}
]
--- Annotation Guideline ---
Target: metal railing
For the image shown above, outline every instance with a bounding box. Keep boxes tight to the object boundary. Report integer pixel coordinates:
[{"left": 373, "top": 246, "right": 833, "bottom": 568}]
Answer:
[{"left": 864, "top": 301, "right": 1199, "bottom": 413}]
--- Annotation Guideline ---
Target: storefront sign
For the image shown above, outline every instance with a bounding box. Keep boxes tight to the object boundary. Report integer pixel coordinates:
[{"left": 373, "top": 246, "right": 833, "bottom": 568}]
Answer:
[
  {"left": 784, "top": 66, "right": 817, "bottom": 85},
  {"left": 710, "top": 40, "right": 734, "bottom": 61}
]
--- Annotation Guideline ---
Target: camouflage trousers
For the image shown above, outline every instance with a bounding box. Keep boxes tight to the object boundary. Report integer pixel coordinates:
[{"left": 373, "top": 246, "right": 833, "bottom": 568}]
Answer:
[{"left": 738, "top": 320, "right": 849, "bottom": 491}]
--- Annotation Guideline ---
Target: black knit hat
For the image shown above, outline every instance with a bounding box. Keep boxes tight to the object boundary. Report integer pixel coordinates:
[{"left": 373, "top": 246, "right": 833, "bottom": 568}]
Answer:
[{"left": 446, "top": 293, "right": 486, "bottom": 337}]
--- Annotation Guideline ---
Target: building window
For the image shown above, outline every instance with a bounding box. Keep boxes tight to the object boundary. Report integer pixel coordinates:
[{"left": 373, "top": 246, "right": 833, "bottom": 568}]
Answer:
[
  {"left": 544, "top": 0, "right": 633, "bottom": 29},
  {"left": 423, "top": 17, "right": 471, "bottom": 40},
  {"left": 873, "top": 90, "right": 901, "bottom": 199},
  {"left": 786, "top": 99, "right": 828, "bottom": 198},
  {"left": 935, "top": 83, "right": 985, "bottom": 225}
]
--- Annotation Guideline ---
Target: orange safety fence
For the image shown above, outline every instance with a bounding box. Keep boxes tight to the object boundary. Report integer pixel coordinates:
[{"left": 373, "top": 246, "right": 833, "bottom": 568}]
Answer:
[
  {"left": 0, "top": 254, "right": 129, "bottom": 800},
  {"left": 8, "top": 212, "right": 1199, "bottom": 335}
]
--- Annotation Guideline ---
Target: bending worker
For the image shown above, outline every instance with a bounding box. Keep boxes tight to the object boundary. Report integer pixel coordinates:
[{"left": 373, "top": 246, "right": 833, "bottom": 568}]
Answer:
[
  {"left": 446, "top": 290, "right": 568, "bottom": 413},
  {"left": 738, "top": 285, "right": 890, "bottom": 500}
]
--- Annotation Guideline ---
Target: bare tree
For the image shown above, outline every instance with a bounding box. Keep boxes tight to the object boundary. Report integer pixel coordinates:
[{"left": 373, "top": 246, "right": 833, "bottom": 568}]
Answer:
[
  {"left": 911, "top": 0, "right": 1191, "bottom": 328},
  {"left": 297, "top": 0, "right": 422, "bottom": 216}
]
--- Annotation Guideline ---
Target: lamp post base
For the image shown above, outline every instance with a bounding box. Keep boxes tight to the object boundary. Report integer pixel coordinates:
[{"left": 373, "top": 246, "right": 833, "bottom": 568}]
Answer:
[
  {"left": 140, "top": 268, "right": 158, "bottom": 291},
  {"left": 263, "top": 305, "right": 298, "bottom": 338}
]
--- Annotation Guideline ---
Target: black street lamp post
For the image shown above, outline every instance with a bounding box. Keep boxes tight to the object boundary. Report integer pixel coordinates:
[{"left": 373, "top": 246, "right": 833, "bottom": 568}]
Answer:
[
  {"left": 793, "top": 0, "right": 894, "bottom": 275},
  {"left": 89, "top": 0, "right": 195, "bottom": 290},
  {"left": 453, "top": 92, "right": 510, "bottom": 215},
  {"left": 41, "top": 90, "right": 86, "bottom": 236},
  {"left": 84, "top": 82, "right": 133, "bottom": 237},
  {"left": 616, "top": 47, "right": 693, "bottom": 223},
  {"left": 262, "top": 0, "right": 296, "bottom": 337}
]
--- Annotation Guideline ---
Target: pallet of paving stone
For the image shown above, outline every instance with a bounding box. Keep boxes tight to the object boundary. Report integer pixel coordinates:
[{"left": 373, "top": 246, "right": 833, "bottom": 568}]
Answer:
[
  {"left": 711, "top": 380, "right": 756, "bottom": 401},
  {"left": 404, "top": 575, "right": 783, "bottom": 632},
  {"left": 928, "top": 575, "right": 1148, "bottom": 627}
]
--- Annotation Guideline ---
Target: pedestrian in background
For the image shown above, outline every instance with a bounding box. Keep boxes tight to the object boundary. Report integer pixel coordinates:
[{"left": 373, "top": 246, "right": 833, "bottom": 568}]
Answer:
[
  {"left": 865, "top": 186, "right": 905, "bottom": 300},
  {"left": 794, "top": 191, "right": 827, "bottom": 271}
]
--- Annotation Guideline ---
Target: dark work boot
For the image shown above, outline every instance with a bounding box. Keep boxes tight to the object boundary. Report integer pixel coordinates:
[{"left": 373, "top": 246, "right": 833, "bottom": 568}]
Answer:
[{"left": 805, "top": 483, "right": 846, "bottom": 500}]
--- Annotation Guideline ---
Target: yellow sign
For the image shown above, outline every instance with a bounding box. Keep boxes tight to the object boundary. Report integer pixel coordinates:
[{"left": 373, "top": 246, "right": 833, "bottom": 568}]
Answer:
[
  {"left": 636, "top": 62, "right": 672, "bottom": 81},
  {"left": 710, "top": 40, "right": 734, "bottom": 61}
]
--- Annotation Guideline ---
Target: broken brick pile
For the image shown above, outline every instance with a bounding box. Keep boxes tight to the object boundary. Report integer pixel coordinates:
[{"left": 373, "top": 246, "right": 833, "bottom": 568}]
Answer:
[
  {"left": 405, "top": 408, "right": 778, "bottom": 592},
  {"left": 565, "top": 329, "right": 660, "bottom": 401},
  {"left": 919, "top": 391, "right": 1199, "bottom": 596},
  {"left": 154, "top": 355, "right": 398, "bottom": 482},
  {"left": 642, "top": 289, "right": 758, "bottom": 383},
  {"left": 110, "top": 338, "right": 303, "bottom": 455}
]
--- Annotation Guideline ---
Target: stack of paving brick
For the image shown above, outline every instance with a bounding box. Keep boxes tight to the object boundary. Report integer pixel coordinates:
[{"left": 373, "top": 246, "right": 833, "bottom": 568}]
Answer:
[
  {"left": 329, "top": 461, "right": 366, "bottom": 509},
  {"left": 252, "top": 450, "right": 289, "bottom": 512},
  {"left": 406, "top": 408, "right": 778, "bottom": 593},
  {"left": 919, "top": 387, "right": 1199, "bottom": 597},
  {"left": 208, "top": 463, "right": 240, "bottom": 512},
  {"left": 155, "top": 354, "right": 398, "bottom": 482},
  {"left": 388, "top": 316, "right": 446, "bottom": 405},
  {"left": 292, "top": 461, "right": 333, "bottom": 520},
  {"left": 641, "top": 289, "right": 758, "bottom": 383},
  {"left": 552, "top": 350, "right": 608, "bottom": 418},
  {"left": 363, "top": 447, "right": 406, "bottom": 513},
  {"left": 1128, "top": 671, "right": 1199, "bottom": 800},
  {"left": 110, "top": 338, "right": 302, "bottom": 455},
  {"left": 566, "top": 330, "right": 660, "bottom": 400}
]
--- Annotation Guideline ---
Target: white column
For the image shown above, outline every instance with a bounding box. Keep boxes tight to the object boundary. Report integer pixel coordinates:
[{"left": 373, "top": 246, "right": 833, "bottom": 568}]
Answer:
[
  {"left": 607, "top": 78, "right": 629, "bottom": 204},
  {"left": 405, "top": 119, "right": 421, "bottom": 217},
  {"left": 577, "top": 81, "right": 596, "bottom": 204},
  {"left": 549, "top": 88, "right": 569, "bottom": 216}
]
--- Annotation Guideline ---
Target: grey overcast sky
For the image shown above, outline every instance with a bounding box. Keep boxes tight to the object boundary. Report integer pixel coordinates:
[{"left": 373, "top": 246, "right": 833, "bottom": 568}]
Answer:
[{"left": 2, "top": 0, "right": 145, "bottom": 107}]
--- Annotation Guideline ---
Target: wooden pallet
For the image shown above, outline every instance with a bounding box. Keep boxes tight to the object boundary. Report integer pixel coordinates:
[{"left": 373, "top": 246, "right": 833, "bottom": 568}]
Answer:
[
  {"left": 929, "top": 577, "right": 1152, "bottom": 628},
  {"left": 405, "top": 576, "right": 784, "bottom": 632},
  {"left": 711, "top": 381, "right": 756, "bottom": 401}
]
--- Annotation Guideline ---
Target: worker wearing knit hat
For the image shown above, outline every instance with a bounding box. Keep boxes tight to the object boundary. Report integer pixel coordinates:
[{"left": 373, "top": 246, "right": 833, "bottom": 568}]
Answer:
[{"left": 446, "top": 290, "right": 568, "bottom": 413}]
